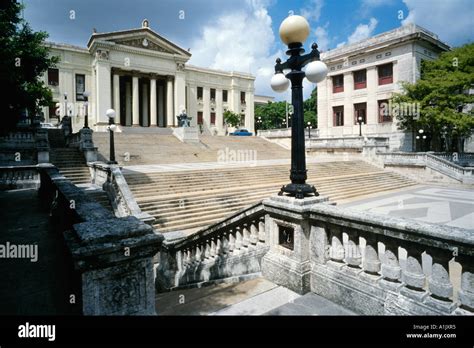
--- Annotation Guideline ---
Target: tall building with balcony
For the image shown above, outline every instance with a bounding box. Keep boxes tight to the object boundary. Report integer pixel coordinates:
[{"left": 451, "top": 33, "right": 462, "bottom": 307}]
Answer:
[
  {"left": 41, "top": 19, "right": 255, "bottom": 135},
  {"left": 317, "top": 24, "right": 449, "bottom": 150}
]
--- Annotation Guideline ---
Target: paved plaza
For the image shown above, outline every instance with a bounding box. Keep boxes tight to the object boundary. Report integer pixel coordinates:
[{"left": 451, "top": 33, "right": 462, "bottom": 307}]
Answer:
[{"left": 341, "top": 185, "right": 474, "bottom": 230}]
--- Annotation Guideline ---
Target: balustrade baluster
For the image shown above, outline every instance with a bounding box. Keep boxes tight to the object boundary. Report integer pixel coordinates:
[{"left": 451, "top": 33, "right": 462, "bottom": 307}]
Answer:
[
  {"left": 425, "top": 249, "right": 456, "bottom": 312},
  {"left": 210, "top": 238, "right": 217, "bottom": 259},
  {"left": 234, "top": 227, "right": 243, "bottom": 255},
  {"left": 249, "top": 222, "right": 258, "bottom": 247},
  {"left": 345, "top": 230, "right": 362, "bottom": 270},
  {"left": 242, "top": 224, "right": 250, "bottom": 250},
  {"left": 361, "top": 233, "right": 381, "bottom": 280},
  {"left": 401, "top": 245, "right": 428, "bottom": 300},
  {"left": 380, "top": 238, "right": 402, "bottom": 290},
  {"left": 458, "top": 256, "right": 474, "bottom": 313},
  {"left": 222, "top": 232, "right": 229, "bottom": 255},
  {"left": 228, "top": 231, "right": 235, "bottom": 254},
  {"left": 258, "top": 219, "right": 266, "bottom": 244},
  {"left": 329, "top": 227, "right": 345, "bottom": 266}
]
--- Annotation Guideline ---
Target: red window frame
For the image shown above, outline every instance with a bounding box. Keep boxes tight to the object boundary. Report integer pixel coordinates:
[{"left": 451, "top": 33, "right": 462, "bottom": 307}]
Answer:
[
  {"left": 333, "top": 106, "right": 344, "bottom": 126},
  {"left": 332, "top": 75, "right": 344, "bottom": 93},
  {"left": 378, "top": 100, "right": 392, "bottom": 123},
  {"left": 354, "top": 103, "right": 367, "bottom": 125},
  {"left": 378, "top": 63, "right": 393, "bottom": 85},
  {"left": 353, "top": 69, "right": 367, "bottom": 90}
]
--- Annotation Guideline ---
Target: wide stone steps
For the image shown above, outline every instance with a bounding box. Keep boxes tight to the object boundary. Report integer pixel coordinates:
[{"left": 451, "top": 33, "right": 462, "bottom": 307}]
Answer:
[
  {"left": 153, "top": 178, "right": 414, "bottom": 233},
  {"left": 49, "top": 148, "right": 91, "bottom": 185},
  {"left": 125, "top": 161, "right": 416, "bottom": 233},
  {"left": 82, "top": 188, "right": 114, "bottom": 213}
]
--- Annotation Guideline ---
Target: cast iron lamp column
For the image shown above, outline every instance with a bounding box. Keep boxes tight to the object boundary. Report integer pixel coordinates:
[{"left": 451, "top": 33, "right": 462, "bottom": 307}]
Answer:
[
  {"left": 357, "top": 116, "right": 363, "bottom": 136},
  {"left": 107, "top": 109, "right": 117, "bottom": 164},
  {"left": 271, "top": 15, "right": 328, "bottom": 199},
  {"left": 83, "top": 91, "right": 90, "bottom": 129}
]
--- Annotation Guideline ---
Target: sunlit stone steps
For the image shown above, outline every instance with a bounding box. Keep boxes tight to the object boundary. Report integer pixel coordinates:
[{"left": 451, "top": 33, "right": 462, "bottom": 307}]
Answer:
[
  {"left": 124, "top": 161, "right": 417, "bottom": 233},
  {"left": 49, "top": 148, "right": 91, "bottom": 185}
]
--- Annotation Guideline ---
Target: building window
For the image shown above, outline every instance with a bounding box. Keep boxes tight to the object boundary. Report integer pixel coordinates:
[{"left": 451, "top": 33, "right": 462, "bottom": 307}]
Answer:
[
  {"left": 240, "top": 91, "right": 246, "bottom": 104},
  {"left": 378, "top": 100, "right": 392, "bottom": 123},
  {"left": 48, "top": 68, "right": 59, "bottom": 86},
  {"left": 197, "top": 111, "right": 203, "bottom": 125},
  {"left": 378, "top": 63, "right": 393, "bottom": 85},
  {"left": 333, "top": 106, "right": 344, "bottom": 126},
  {"left": 353, "top": 70, "right": 366, "bottom": 90},
  {"left": 332, "top": 75, "right": 344, "bottom": 93},
  {"left": 197, "top": 87, "right": 203, "bottom": 100},
  {"left": 75, "top": 74, "right": 85, "bottom": 101},
  {"left": 210, "top": 88, "right": 216, "bottom": 101},
  {"left": 49, "top": 100, "right": 58, "bottom": 119},
  {"left": 210, "top": 112, "right": 216, "bottom": 125},
  {"left": 240, "top": 113, "right": 245, "bottom": 126},
  {"left": 223, "top": 90, "right": 228, "bottom": 102},
  {"left": 354, "top": 103, "right": 367, "bottom": 124}
]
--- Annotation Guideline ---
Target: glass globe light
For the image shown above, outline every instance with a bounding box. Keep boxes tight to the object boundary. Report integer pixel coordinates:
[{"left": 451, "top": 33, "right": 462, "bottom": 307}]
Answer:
[
  {"left": 305, "top": 60, "right": 328, "bottom": 83},
  {"left": 271, "top": 73, "right": 290, "bottom": 93},
  {"left": 279, "top": 15, "right": 310, "bottom": 45}
]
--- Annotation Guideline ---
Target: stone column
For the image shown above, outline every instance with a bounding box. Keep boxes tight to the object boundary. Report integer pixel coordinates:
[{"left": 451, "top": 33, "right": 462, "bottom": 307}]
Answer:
[
  {"left": 203, "top": 87, "right": 210, "bottom": 127},
  {"left": 158, "top": 84, "right": 164, "bottom": 127},
  {"left": 142, "top": 81, "right": 149, "bottom": 127},
  {"left": 95, "top": 61, "right": 112, "bottom": 125},
  {"left": 150, "top": 77, "right": 157, "bottom": 126},
  {"left": 245, "top": 91, "right": 254, "bottom": 134},
  {"left": 216, "top": 89, "right": 223, "bottom": 134},
  {"left": 125, "top": 81, "right": 132, "bottom": 126},
  {"left": 187, "top": 85, "right": 198, "bottom": 127},
  {"left": 366, "top": 66, "right": 378, "bottom": 127},
  {"left": 166, "top": 77, "right": 174, "bottom": 127},
  {"left": 113, "top": 74, "right": 120, "bottom": 124},
  {"left": 174, "top": 71, "right": 186, "bottom": 118},
  {"left": 132, "top": 76, "right": 140, "bottom": 126}
]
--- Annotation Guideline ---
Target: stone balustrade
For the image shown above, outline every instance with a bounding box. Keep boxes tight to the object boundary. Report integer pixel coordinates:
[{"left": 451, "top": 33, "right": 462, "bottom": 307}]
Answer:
[
  {"left": 157, "top": 193, "right": 473, "bottom": 315},
  {"left": 37, "top": 164, "right": 163, "bottom": 315},
  {"left": 0, "top": 165, "right": 40, "bottom": 190},
  {"left": 257, "top": 128, "right": 292, "bottom": 138},
  {"left": 68, "top": 129, "right": 97, "bottom": 162},
  {"left": 156, "top": 202, "right": 268, "bottom": 291},
  {"left": 89, "top": 162, "right": 154, "bottom": 224}
]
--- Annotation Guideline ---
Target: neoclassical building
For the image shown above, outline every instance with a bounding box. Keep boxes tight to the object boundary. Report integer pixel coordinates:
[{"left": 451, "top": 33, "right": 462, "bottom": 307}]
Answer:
[
  {"left": 317, "top": 24, "right": 449, "bottom": 150},
  {"left": 42, "top": 19, "right": 255, "bottom": 135}
]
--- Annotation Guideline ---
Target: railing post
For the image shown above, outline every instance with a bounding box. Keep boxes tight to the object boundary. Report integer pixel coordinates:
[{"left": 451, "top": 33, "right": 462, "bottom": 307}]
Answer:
[
  {"left": 425, "top": 249, "right": 456, "bottom": 313},
  {"left": 328, "top": 226, "right": 345, "bottom": 267},
  {"left": 344, "top": 230, "right": 362, "bottom": 272},
  {"left": 380, "top": 238, "right": 403, "bottom": 291},
  {"left": 361, "top": 233, "right": 381, "bottom": 281},
  {"left": 457, "top": 255, "right": 474, "bottom": 313},
  {"left": 401, "top": 245, "right": 428, "bottom": 301}
]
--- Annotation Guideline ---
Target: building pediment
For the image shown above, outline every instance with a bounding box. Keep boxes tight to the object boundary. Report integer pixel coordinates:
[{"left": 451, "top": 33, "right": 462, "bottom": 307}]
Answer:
[{"left": 87, "top": 21, "right": 191, "bottom": 60}]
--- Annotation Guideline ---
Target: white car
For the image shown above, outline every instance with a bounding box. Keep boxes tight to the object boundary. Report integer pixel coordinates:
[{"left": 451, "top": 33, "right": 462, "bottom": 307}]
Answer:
[{"left": 40, "top": 123, "right": 59, "bottom": 129}]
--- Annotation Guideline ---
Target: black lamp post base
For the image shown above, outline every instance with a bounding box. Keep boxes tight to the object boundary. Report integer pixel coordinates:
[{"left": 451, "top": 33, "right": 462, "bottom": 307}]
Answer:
[{"left": 278, "top": 183, "right": 319, "bottom": 199}]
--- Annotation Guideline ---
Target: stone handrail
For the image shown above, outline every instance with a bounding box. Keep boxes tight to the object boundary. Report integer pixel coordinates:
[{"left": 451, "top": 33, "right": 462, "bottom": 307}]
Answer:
[
  {"left": 156, "top": 202, "right": 268, "bottom": 291},
  {"left": 68, "top": 129, "right": 97, "bottom": 162},
  {"left": 89, "top": 162, "right": 154, "bottom": 224},
  {"left": 306, "top": 203, "right": 473, "bottom": 315},
  {"left": 377, "top": 152, "right": 474, "bottom": 183},
  {"left": 37, "top": 164, "right": 163, "bottom": 315},
  {"left": 258, "top": 128, "right": 292, "bottom": 138},
  {"left": 0, "top": 165, "right": 41, "bottom": 190}
]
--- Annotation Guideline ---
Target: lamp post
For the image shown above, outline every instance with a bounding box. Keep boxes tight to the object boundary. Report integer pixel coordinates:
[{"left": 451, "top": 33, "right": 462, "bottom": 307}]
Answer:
[
  {"left": 256, "top": 116, "right": 262, "bottom": 132},
  {"left": 307, "top": 121, "right": 312, "bottom": 139},
  {"left": 418, "top": 129, "right": 424, "bottom": 151},
  {"left": 357, "top": 116, "right": 363, "bottom": 137},
  {"left": 271, "top": 15, "right": 328, "bottom": 199},
  {"left": 61, "top": 92, "right": 68, "bottom": 123},
  {"left": 107, "top": 109, "right": 117, "bottom": 164},
  {"left": 83, "top": 91, "right": 90, "bottom": 129}
]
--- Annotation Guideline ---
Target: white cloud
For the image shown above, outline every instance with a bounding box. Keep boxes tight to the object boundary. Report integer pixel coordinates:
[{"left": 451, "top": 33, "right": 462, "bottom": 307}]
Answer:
[
  {"left": 301, "top": 0, "right": 324, "bottom": 22},
  {"left": 402, "top": 0, "right": 474, "bottom": 45},
  {"left": 189, "top": 0, "right": 281, "bottom": 97},
  {"left": 314, "top": 23, "right": 330, "bottom": 51},
  {"left": 348, "top": 17, "right": 378, "bottom": 44}
]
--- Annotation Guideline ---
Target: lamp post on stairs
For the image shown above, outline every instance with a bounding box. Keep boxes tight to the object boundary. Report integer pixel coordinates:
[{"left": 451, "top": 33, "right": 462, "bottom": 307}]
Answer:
[{"left": 107, "top": 109, "right": 117, "bottom": 164}]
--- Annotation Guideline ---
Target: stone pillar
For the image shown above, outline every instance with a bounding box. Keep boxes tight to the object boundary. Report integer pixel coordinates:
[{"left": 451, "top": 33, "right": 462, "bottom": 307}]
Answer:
[
  {"left": 142, "top": 81, "right": 149, "bottom": 127},
  {"left": 203, "top": 87, "right": 210, "bottom": 127},
  {"left": 216, "top": 89, "right": 223, "bottom": 134},
  {"left": 158, "top": 84, "right": 164, "bottom": 127},
  {"left": 366, "top": 66, "right": 378, "bottom": 127},
  {"left": 113, "top": 74, "right": 121, "bottom": 123},
  {"left": 64, "top": 216, "right": 163, "bottom": 315},
  {"left": 261, "top": 195, "right": 329, "bottom": 294},
  {"left": 174, "top": 71, "right": 186, "bottom": 117},
  {"left": 95, "top": 62, "right": 112, "bottom": 125},
  {"left": 150, "top": 78, "right": 157, "bottom": 126},
  {"left": 245, "top": 91, "right": 254, "bottom": 134},
  {"left": 187, "top": 85, "right": 198, "bottom": 127},
  {"left": 125, "top": 81, "right": 132, "bottom": 126},
  {"left": 132, "top": 76, "right": 139, "bottom": 126},
  {"left": 166, "top": 77, "right": 174, "bottom": 127}
]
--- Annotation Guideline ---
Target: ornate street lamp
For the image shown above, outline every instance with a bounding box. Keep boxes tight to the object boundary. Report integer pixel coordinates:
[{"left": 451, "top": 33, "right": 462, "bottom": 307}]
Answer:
[
  {"left": 357, "top": 116, "right": 363, "bottom": 137},
  {"left": 307, "top": 121, "right": 312, "bottom": 138},
  {"left": 271, "top": 15, "right": 328, "bottom": 199},
  {"left": 83, "top": 91, "right": 90, "bottom": 129},
  {"left": 61, "top": 92, "right": 68, "bottom": 123},
  {"left": 106, "top": 109, "right": 117, "bottom": 164}
]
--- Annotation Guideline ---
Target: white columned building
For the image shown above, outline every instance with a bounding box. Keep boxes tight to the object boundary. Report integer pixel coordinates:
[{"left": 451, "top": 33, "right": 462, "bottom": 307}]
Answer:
[{"left": 42, "top": 19, "right": 255, "bottom": 135}]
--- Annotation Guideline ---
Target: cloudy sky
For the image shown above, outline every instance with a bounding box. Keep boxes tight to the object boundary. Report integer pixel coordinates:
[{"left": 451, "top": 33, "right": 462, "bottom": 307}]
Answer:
[{"left": 23, "top": 0, "right": 474, "bottom": 100}]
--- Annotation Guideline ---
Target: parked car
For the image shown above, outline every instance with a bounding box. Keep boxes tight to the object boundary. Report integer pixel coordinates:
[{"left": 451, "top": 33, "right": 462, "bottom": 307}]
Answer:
[
  {"left": 40, "top": 122, "right": 59, "bottom": 129},
  {"left": 230, "top": 129, "right": 253, "bottom": 136}
]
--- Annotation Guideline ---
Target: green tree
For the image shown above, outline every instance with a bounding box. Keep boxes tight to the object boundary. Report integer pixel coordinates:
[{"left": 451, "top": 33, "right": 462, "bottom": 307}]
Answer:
[
  {"left": 254, "top": 87, "right": 318, "bottom": 130},
  {"left": 0, "top": 0, "right": 59, "bottom": 133},
  {"left": 223, "top": 110, "right": 241, "bottom": 127},
  {"left": 391, "top": 43, "right": 474, "bottom": 151}
]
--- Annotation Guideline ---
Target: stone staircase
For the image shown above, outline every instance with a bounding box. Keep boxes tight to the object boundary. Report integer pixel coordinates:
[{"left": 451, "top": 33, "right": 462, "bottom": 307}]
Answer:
[
  {"left": 47, "top": 129, "right": 66, "bottom": 147},
  {"left": 92, "top": 133, "right": 290, "bottom": 165},
  {"left": 125, "top": 161, "right": 417, "bottom": 233},
  {"left": 49, "top": 148, "right": 91, "bottom": 185},
  {"left": 82, "top": 187, "right": 114, "bottom": 213}
]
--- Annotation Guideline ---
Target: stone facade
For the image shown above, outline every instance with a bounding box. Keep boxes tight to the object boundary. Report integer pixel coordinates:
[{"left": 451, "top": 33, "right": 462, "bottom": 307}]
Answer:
[
  {"left": 317, "top": 24, "right": 450, "bottom": 151},
  {"left": 41, "top": 20, "right": 255, "bottom": 135}
]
